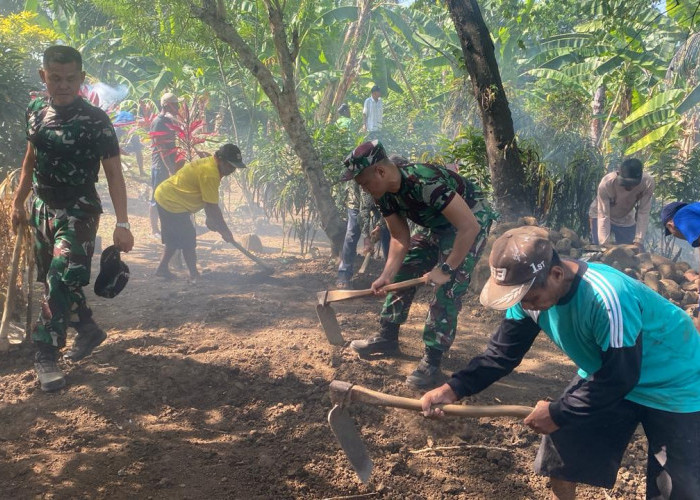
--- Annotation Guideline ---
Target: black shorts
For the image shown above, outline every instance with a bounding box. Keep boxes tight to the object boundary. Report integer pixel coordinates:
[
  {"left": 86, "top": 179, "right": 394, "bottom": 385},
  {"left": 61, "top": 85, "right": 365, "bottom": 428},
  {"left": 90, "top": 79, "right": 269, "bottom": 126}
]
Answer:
[
  {"left": 156, "top": 204, "right": 196, "bottom": 251},
  {"left": 534, "top": 380, "right": 700, "bottom": 497}
]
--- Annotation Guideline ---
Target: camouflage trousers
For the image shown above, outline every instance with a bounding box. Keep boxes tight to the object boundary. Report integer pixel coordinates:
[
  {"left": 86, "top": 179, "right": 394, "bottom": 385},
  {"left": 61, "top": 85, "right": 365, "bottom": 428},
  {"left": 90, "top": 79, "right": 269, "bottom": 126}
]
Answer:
[
  {"left": 31, "top": 199, "right": 99, "bottom": 348},
  {"left": 380, "top": 205, "right": 494, "bottom": 352}
]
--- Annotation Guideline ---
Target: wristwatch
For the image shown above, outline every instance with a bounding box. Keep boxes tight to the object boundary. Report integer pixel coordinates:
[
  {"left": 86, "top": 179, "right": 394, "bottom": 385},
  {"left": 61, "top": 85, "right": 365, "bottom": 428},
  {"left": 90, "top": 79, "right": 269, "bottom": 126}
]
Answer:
[
  {"left": 115, "top": 222, "right": 131, "bottom": 230},
  {"left": 439, "top": 262, "right": 456, "bottom": 276}
]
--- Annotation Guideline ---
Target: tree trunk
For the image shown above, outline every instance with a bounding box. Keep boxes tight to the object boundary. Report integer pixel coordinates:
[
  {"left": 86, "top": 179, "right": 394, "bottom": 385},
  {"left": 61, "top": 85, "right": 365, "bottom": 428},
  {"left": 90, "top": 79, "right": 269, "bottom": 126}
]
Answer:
[
  {"left": 590, "top": 84, "right": 605, "bottom": 146},
  {"left": 445, "top": 0, "right": 531, "bottom": 221},
  {"left": 193, "top": 0, "right": 345, "bottom": 253},
  {"left": 328, "top": 0, "right": 375, "bottom": 123}
]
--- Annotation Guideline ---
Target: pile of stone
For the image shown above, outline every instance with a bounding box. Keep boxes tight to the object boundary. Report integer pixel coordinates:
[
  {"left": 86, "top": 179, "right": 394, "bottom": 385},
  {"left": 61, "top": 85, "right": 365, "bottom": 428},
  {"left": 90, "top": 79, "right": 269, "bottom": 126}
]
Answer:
[{"left": 470, "top": 219, "right": 699, "bottom": 315}]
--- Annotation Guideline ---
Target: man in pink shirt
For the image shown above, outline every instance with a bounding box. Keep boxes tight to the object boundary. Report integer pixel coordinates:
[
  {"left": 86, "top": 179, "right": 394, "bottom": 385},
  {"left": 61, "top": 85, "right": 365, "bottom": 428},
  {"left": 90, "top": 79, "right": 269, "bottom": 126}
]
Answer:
[{"left": 588, "top": 159, "right": 654, "bottom": 248}]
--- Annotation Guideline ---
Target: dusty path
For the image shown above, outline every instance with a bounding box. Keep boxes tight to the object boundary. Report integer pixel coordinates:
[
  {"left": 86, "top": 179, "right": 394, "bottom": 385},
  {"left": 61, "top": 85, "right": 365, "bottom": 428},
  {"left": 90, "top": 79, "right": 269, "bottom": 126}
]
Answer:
[{"left": 0, "top": 175, "right": 649, "bottom": 499}]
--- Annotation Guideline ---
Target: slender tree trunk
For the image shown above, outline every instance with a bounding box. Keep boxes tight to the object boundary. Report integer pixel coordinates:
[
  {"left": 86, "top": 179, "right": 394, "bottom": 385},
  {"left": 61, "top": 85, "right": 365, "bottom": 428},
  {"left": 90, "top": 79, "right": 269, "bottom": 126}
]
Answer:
[
  {"left": 590, "top": 84, "right": 605, "bottom": 146},
  {"left": 328, "top": 0, "right": 375, "bottom": 123},
  {"left": 193, "top": 0, "right": 345, "bottom": 253},
  {"left": 445, "top": 0, "right": 531, "bottom": 221}
]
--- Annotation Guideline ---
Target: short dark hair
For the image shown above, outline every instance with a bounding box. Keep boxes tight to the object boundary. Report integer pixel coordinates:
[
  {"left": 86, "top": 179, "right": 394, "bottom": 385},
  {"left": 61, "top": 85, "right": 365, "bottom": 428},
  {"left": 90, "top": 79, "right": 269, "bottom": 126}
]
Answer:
[
  {"left": 43, "top": 45, "right": 82, "bottom": 70},
  {"left": 530, "top": 250, "right": 561, "bottom": 289},
  {"left": 371, "top": 85, "right": 381, "bottom": 93}
]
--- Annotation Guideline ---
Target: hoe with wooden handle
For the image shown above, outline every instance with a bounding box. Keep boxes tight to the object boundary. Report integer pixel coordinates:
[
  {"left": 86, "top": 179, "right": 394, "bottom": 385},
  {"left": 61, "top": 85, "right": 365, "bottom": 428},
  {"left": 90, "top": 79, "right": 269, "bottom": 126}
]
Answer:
[
  {"left": 316, "top": 276, "right": 428, "bottom": 346},
  {"left": 327, "top": 380, "right": 534, "bottom": 484}
]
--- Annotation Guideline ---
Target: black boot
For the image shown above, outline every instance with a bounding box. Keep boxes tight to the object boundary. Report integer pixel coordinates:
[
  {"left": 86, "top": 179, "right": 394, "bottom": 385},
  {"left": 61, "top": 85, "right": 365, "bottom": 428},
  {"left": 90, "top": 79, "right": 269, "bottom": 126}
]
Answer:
[
  {"left": 64, "top": 317, "right": 106, "bottom": 362},
  {"left": 350, "top": 321, "right": 400, "bottom": 357},
  {"left": 405, "top": 347, "right": 444, "bottom": 389},
  {"left": 34, "top": 343, "right": 66, "bottom": 392}
]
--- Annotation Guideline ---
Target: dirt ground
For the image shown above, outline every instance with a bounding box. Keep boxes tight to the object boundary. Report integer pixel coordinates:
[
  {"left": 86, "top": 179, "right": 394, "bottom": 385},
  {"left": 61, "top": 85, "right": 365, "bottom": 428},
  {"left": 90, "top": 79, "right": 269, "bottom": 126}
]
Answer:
[{"left": 0, "top": 172, "right": 651, "bottom": 499}]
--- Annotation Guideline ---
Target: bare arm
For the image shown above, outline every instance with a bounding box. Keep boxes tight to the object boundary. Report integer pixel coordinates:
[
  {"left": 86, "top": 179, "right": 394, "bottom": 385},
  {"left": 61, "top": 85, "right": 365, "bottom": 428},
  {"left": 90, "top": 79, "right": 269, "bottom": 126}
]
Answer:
[
  {"left": 11, "top": 142, "right": 35, "bottom": 232},
  {"left": 596, "top": 186, "right": 611, "bottom": 245},
  {"left": 634, "top": 177, "right": 655, "bottom": 244},
  {"left": 425, "top": 196, "right": 481, "bottom": 286},
  {"left": 102, "top": 155, "right": 134, "bottom": 252},
  {"left": 371, "top": 213, "right": 410, "bottom": 292},
  {"left": 204, "top": 202, "right": 233, "bottom": 242}
]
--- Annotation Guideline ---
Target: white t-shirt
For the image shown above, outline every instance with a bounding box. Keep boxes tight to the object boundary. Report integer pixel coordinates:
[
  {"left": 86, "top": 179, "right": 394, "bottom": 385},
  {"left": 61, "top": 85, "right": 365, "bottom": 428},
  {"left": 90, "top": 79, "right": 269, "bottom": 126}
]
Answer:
[{"left": 363, "top": 96, "right": 383, "bottom": 131}]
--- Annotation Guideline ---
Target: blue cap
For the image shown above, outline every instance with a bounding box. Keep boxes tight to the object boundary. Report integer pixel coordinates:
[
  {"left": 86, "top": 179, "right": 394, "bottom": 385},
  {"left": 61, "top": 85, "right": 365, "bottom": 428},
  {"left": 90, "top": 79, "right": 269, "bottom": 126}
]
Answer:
[{"left": 661, "top": 202, "right": 688, "bottom": 235}]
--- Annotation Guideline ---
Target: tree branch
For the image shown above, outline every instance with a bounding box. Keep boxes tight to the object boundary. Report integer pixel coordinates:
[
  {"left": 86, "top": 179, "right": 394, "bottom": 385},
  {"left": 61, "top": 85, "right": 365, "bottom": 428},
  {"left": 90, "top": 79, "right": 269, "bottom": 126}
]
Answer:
[
  {"left": 262, "top": 0, "right": 297, "bottom": 93},
  {"left": 192, "top": 0, "right": 281, "bottom": 108}
]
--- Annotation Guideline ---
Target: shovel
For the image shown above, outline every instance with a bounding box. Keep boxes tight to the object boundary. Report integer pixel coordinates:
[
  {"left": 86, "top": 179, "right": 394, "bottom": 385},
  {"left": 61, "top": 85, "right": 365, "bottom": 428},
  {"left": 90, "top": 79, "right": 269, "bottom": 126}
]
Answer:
[
  {"left": 316, "top": 276, "right": 428, "bottom": 346},
  {"left": 328, "top": 380, "right": 534, "bottom": 484}
]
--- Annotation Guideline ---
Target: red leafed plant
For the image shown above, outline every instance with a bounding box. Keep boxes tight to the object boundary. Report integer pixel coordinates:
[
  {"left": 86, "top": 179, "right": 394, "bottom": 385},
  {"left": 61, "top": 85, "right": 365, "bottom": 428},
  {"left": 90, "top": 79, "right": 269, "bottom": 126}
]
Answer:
[{"left": 148, "top": 95, "right": 215, "bottom": 167}]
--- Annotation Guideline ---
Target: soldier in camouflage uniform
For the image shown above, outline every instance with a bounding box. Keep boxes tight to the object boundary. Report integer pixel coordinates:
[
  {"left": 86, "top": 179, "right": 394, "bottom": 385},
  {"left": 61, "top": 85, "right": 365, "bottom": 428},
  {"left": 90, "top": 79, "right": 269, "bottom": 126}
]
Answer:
[
  {"left": 341, "top": 140, "right": 497, "bottom": 388},
  {"left": 11, "top": 46, "right": 134, "bottom": 392}
]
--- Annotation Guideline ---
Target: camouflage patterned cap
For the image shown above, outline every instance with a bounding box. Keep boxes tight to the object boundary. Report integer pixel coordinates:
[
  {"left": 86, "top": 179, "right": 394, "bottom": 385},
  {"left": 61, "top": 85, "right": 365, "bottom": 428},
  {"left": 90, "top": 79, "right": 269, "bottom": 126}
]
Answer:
[{"left": 340, "top": 140, "right": 388, "bottom": 181}]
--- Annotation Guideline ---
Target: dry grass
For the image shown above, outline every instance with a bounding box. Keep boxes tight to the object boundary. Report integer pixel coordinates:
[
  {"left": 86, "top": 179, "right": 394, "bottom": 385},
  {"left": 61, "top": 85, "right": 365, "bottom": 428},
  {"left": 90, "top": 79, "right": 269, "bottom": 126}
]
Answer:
[{"left": 0, "top": 169, "right": 30, "bottom": 318}]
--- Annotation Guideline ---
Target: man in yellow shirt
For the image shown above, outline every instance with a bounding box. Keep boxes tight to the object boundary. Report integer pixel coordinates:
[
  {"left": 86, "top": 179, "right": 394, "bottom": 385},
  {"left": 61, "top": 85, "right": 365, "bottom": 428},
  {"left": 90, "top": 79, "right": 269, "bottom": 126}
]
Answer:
[{"left": 154, "top": 144, "right": 245, "bottom": 281}]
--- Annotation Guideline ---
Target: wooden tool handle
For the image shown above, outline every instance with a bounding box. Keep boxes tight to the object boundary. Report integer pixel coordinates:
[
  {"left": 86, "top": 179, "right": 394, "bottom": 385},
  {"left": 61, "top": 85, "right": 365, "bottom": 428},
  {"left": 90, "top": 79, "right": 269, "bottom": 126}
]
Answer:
[
  {"left": 330, "top": 380, "right": 533, "bottom": 418},
  {"left": 0, "top": 228, "right": 24, "bottom": 345},
  {"left": 228, "top": 238, "right": 273, "bottom": 272},
  {"left": 321, "top": 276, "right": 428, "bottom": 304}
]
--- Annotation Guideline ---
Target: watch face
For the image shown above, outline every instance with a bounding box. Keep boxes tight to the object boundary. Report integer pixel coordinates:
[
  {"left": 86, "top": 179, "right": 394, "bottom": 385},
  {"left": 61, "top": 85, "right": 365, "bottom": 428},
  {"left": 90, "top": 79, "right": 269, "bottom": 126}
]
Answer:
[{"left": 440, "top": 263, "right": 451, "bottom": 274}]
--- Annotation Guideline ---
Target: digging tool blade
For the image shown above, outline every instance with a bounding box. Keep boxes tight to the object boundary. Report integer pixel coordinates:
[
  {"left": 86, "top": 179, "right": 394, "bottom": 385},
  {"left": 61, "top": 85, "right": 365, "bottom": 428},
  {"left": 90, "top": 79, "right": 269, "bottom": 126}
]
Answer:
[
  {"left": 316, "top": 303, "right": 345, "bottom": 346},
  {"left": 328, "top": 404, "right": 372, "bottom": 484}
]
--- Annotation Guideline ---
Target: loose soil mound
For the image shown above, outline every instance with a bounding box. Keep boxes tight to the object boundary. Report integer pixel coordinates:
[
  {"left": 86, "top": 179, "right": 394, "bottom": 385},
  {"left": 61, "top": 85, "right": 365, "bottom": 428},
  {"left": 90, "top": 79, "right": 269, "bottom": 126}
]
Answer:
[{"left": 0, "top": 174, "right": 650, "bottom": 499}]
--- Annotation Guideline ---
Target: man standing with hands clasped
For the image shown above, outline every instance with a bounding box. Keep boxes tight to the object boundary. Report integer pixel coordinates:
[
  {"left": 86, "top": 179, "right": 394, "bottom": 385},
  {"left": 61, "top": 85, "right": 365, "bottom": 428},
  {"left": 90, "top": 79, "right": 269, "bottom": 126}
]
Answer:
[
  {"left": 341, "top": 140, "right": 495, "bottom": 388},
  {"left": 421, "top": 226, "right": 700, "bottom": 499},
  {"left": 11, "top": 45, "right": 134, "bottom": 392}
]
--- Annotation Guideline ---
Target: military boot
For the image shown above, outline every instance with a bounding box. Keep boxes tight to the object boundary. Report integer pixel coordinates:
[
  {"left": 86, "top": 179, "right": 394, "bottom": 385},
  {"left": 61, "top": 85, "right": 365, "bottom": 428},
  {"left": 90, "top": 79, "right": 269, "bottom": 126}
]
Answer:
[
  {"left": 350, "top": 321, "right": 400, "bottom": 357},
  {"left": 405, "top": 347, "right": 444, "bottom": 389},
  {"left": 64, "top": 318, "right": 107, "bottom": 362},
  {"left": 34, "top": 343, "right": 66, "bottom": 392}
]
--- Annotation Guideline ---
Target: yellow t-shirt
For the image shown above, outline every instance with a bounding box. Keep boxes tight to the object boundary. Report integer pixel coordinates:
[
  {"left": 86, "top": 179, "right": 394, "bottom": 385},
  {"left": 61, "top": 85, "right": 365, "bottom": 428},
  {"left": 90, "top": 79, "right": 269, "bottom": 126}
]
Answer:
[{"left": 154, "top": 156, "right": 221, "bottom": 213}]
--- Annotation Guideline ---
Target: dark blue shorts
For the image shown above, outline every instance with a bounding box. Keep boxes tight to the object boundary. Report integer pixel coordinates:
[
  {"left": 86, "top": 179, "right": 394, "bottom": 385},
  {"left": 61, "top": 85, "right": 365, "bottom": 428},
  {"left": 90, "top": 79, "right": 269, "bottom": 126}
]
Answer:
[
  {"left": 534, "top": 382, "right": 700, "bottom": 497},
  {"left": 150, "top": 166, "right": 170, "bottom": 206},
  {"left": 156, "top": 204, "right": 196, "bottom": 251}
]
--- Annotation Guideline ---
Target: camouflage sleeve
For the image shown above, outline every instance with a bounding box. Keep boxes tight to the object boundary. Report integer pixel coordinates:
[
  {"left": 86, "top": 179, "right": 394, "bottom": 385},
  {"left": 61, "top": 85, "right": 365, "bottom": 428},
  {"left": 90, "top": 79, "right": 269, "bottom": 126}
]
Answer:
[{"left": 95, "top": 109, "right": 121, "bottom": 160}]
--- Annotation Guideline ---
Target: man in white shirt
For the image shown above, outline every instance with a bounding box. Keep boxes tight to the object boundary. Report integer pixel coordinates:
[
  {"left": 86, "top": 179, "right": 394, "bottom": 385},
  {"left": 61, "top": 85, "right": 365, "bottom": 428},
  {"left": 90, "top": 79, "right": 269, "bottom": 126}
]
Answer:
[
  {"left": 588, "top": 158, "right": 654, "bottom": 248},
  {"left": 362, "top": 85, "right": 383, "bottom": 139}
]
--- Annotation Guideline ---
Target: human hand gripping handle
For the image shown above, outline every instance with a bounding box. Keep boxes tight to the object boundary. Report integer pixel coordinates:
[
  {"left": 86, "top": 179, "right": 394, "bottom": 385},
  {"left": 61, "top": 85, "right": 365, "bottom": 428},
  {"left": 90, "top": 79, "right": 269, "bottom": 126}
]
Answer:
[
  {"left": 523, "top": 400, "right": 559, "bottom": 434},
  {"left": 420, "top": 383, "right": 459, "bottom": 417},
  {"left": 11, "top": 206, "right": 26, "bottom": 234}
]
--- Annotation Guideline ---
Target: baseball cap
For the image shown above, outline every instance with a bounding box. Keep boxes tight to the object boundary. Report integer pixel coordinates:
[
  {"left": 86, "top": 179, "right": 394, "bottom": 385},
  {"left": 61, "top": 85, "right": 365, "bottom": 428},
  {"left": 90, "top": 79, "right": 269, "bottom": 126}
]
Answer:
[
  {"left": 480, "top": 226, "right": 553, "bottom": 310},
  {"left": 217, "top": 143, "right": 246, "bottom": 169},
  {"left": 340, "top": 140, "right": 387, "bottom": 181},
  {"left": 160, "top": 92, "right": 179, "bottom": 106},
  {"left": 94, "top": 245, "right": 130, "bottom": 298},
  {"left": 661, "top": 202, "right": 688, "bottom": 235},
  {"left": 618, "top": 159, "right": 643, "bottom": 187}
]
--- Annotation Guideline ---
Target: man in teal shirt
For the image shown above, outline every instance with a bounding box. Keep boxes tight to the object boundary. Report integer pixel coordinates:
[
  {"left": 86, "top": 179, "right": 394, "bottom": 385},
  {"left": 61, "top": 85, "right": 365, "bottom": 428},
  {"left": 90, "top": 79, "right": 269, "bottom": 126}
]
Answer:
[{"left": 422, "top": 226, "right": 700, "bottom": 499}]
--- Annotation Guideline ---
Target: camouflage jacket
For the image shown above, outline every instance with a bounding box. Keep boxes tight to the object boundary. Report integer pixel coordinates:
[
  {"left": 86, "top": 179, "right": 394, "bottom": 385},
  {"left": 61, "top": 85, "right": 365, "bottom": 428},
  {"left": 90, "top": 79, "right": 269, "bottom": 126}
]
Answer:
[
  {"left": 26, "top": 97, "right": 119, "bottom": 209},
  {"left": 377, "top": 163, "right": 492, "bottom": 231}
]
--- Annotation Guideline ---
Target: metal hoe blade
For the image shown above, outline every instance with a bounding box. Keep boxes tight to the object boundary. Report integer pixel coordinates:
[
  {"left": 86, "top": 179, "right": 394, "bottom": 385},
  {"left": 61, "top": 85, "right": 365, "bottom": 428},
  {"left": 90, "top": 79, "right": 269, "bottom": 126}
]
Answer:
[
  {"left": 316, "top": 304, "right": 345, "bottom": 346},
  {"left": 328, "top": 404, "right": 373, "bottom": 484}
]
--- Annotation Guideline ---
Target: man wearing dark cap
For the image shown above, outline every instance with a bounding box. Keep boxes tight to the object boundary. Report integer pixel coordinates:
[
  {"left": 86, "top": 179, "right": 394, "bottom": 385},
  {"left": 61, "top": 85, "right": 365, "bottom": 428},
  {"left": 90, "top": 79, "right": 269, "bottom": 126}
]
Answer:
[
  {"left": 342, "top": 140, "right": 497, "bottom": 388},
  {"left": 11, "top": 45, "right": 134, "bottom": 392},
  {"left": 154, "top": 144, "right": 245, "bottom": 282},
  {"left": 588, "top": 158, "right": 654, "bottom": 247},
  {"left": 421, "top": 226, "right": 700, "bottom": 499}
]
